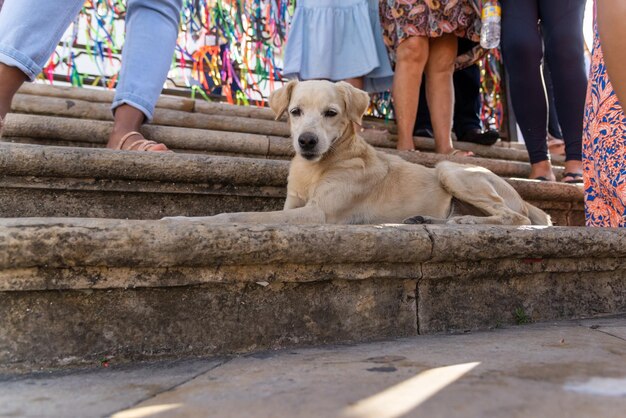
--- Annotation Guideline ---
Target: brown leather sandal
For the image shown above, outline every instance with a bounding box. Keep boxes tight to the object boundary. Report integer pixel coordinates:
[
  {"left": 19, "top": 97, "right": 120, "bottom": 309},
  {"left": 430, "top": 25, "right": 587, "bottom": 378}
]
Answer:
[{"left": 115, "top": 131, "right": 170, "bottom": 152}]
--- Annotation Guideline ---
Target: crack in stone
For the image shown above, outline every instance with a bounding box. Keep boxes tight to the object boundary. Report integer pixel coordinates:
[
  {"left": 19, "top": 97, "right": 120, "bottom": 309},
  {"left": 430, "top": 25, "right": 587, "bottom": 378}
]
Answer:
[
  {"left": 416, "top": 225, "right": 435, "bottom": 335},
  {"left": 594, "top": 328, "right": 626, "bottom": 343},
  {"left": 105, "top": 357, "right": 233, "bottom": 418},
  {"left": 423, "top": 225, "right": 436, "bottom": 262}
]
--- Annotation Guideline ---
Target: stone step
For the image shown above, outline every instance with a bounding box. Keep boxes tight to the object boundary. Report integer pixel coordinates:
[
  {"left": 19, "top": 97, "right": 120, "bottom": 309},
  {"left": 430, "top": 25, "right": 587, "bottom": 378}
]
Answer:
[
  {"left": 3, "top": 113, "right": 291, "bottom": 158},
  {"left": 2, "top": 113, "right": 566, "bottom": 180},
  {"left": 1, "top": 86, "right": 597, "bottom": 376},
  {"left": 18, "top": 82, "right": 278, "bottom": 121},
  {"left": 13, "top": 84, "right": 550, "bottom": 164},
  {"left": 0, "top": 143, "right": 584, "bottom": 225},
  {"left": 1, "top": 218, "right": 624, "bottom": 372}
]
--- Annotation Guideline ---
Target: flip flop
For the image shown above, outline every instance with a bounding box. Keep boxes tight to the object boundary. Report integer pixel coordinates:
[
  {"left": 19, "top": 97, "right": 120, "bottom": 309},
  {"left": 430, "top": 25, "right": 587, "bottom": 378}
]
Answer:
[
  {"left": 115, "top": 131, "right": 171, "bottom": 152},
  {"left": 562, "top": 172, "right": 583, "bottom": 184},
  {"left": 530, "top": 176, "right": 551, "bottom": 181}
]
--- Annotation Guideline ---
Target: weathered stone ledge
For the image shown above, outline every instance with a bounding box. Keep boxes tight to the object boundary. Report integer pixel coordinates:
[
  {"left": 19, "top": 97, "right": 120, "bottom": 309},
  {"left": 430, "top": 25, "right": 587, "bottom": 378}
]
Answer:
[
  {"left": 1, "top": 219, "right": 624, "bottom": 371},
  {"left": 1, "top": 219, "right": 623, "bottom": 274}
]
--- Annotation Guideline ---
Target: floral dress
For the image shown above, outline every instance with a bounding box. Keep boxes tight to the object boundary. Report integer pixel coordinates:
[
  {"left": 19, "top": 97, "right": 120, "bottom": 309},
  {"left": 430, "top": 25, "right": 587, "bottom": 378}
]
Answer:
[
  {"left": 582, "top": 18, "right": 626, "bottom": 227},
  {"left": 379, "top": 0, "right": 482, "bottom": 67}
]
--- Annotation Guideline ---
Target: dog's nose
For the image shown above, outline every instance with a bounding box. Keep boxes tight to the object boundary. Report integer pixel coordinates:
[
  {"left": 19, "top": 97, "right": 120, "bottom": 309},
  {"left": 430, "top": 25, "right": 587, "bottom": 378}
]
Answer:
[{"left": 298, "top": 132, "right": 318, "bottom": 151}]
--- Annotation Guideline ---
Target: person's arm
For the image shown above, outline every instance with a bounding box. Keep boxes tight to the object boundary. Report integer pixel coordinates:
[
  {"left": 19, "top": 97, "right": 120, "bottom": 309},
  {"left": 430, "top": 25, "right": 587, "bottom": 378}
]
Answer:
[{"left": 597, "top": 0, "right": 626, "bottom": 105}]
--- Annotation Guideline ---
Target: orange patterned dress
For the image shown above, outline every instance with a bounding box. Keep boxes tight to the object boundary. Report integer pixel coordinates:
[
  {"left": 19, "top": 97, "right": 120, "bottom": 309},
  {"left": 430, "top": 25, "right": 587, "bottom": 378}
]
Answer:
[{"left": 582, "top": 20, "right": 626, "bottom": 227}]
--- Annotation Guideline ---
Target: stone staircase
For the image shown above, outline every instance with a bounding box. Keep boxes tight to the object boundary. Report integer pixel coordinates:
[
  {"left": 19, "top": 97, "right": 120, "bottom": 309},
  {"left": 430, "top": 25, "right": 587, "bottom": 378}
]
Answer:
[{"left": 1, "top": 84, "right": 623, "bottom": 373}]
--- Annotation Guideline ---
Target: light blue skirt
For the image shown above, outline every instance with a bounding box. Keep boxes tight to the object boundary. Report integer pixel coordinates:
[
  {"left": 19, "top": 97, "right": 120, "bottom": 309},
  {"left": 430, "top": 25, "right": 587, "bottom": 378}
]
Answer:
[{"left": 283, "top": 0, "right": 393, "bottom": 93}]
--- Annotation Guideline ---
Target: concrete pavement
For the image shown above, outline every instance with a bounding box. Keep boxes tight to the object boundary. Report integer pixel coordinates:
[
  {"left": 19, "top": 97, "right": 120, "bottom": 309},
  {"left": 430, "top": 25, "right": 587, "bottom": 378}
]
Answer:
[{"left": 2, "top": 316, "right": 626, "bottom": 418}]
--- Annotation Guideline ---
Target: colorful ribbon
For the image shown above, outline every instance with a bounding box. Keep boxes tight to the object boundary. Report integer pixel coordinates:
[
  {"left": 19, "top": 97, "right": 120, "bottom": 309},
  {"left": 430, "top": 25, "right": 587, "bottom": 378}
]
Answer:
[{"left": 41, "top": 0, "right": 503, "bottom": 128}]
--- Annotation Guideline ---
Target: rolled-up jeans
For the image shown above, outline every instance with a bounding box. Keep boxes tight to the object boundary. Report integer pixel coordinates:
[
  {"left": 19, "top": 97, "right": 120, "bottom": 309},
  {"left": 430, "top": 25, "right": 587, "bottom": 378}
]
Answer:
[{"left": 0, "top": 0, "right": 182, "bottom": 121}]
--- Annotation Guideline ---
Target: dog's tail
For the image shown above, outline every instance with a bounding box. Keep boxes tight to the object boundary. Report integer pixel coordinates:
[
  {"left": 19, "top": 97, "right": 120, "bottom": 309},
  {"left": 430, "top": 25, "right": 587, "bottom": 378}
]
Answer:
[{"left": 525, "top": 202, "right": 553, "bottom": 226}]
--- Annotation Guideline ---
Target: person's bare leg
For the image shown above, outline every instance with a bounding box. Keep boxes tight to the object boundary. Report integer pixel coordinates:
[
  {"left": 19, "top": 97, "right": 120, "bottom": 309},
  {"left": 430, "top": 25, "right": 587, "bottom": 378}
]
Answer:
[
  {"left": 0, "top": 64, "right": 28, "bottom": 121},
  {"left": 425, "top": 34, "right": 470, "bottom": 156},
  {"left": 392, "top": 36, "right": 429, "bottom": 151},
  {"left": 344, "top": 77, "right": 364, "bottom": 90},
  {"left": 106, "top": 104, "right": 169, "bottom": 151},
  {"left": 106, "top": 0, "right": 180, "bottom": 152},
  {"left": 598, "top": 0, "right": 626, "bottom": 106}
]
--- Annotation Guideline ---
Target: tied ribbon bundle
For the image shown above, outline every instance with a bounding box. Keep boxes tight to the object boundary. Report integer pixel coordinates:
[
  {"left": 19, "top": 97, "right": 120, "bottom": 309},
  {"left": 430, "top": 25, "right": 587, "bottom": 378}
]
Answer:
[
  {"left": 479, "top": 49, "right": 504, "bottom": 130},
  {"left": 44, "top": 1, "right": 124, "bottom": 89},
  {"left": 42, "top": 0, "right": 295, "bottom": 107}
]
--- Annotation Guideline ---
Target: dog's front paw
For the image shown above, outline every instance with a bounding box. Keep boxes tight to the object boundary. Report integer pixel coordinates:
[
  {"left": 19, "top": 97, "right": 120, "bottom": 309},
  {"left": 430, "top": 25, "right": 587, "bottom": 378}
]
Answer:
[{"left": 403, "top": 215, "right": 431, "bottom": 224}]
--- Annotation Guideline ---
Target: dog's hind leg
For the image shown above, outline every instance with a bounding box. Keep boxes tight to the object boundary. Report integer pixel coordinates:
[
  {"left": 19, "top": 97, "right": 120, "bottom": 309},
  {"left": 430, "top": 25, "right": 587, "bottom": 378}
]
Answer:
[{"left": 436, "top": 163, "right": 533, "bottom": 225}]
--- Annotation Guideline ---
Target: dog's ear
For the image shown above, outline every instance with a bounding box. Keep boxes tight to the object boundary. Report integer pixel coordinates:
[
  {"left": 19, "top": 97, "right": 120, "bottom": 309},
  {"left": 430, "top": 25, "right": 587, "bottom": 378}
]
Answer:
[
  {"left": 269, "top": 80, "right": 298, "bottom": 120},
  {"left": 336, "top": 81, "right": 370, "bottom": 125}
]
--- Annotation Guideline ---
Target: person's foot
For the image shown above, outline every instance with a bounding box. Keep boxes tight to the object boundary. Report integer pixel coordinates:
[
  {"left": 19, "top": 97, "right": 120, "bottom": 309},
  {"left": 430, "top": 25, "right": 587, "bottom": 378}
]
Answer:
[
  {"left": 530, "top": 160, "right": 556, "bottom": 182},
  {"left": 108, "top": 104, "right": 170, "bottom": 152},
  {"left": 396, "top": 136, "right": 416, "bottom": 151},
  {"left": 107, "top": 131, "right": 170, "bottom": 152},
  {"left": 413, "top": 128, "right": 434, "bottom": 138},
  {"left": 448, "top": 149, "right": 475, "bottom": 157},
  {"left": 435, "top": 140, "right": 475, "bottom": 157},
  {"left": 458, "top": 128, "right": 500, "bottom": 146},
  {"left": 562, "top": 160, "right": 583, "bottom": 184}
]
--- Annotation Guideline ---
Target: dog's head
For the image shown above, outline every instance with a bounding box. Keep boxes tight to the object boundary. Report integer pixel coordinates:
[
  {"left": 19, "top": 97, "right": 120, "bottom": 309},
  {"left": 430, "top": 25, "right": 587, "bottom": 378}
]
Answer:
[{"left": 269, "top": 80, "right": 370, "bottom": 161}]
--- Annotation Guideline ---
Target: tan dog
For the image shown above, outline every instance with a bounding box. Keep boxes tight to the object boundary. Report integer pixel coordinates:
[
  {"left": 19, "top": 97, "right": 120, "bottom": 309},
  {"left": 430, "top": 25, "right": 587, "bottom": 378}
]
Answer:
[{"left": 166, "top": 80, "right": 551, "bottom": 226}]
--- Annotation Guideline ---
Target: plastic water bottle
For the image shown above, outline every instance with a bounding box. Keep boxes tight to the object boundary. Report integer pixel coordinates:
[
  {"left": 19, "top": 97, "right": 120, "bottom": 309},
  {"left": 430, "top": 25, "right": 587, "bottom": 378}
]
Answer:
[{"left": 480, "top": 1, "right": 501, "bottom": 49}]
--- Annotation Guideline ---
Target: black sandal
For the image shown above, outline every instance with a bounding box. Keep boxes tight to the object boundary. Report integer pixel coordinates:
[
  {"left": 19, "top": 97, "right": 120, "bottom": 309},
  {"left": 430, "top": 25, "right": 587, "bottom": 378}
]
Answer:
[
  {"left": 562, "top": 172, "right": 583, "bottom": 184},
  {"left": 530, "top": 176, "right": 551, "bottom": 181}
]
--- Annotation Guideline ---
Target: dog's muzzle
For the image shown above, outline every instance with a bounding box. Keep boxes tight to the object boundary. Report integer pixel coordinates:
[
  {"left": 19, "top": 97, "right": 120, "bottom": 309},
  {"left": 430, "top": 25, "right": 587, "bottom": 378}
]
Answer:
[{"left": 298, "top": 132, "right": 318, "bottom": 154}]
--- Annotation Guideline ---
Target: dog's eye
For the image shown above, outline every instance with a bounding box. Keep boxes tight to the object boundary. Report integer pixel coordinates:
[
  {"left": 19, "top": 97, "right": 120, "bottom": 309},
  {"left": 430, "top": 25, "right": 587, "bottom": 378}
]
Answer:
[
  {"left": 290, "top": 108, "right": 302, "bottom": 117},
  {"left": 324, "top": 109, "right": 338, "bottom": 118}
]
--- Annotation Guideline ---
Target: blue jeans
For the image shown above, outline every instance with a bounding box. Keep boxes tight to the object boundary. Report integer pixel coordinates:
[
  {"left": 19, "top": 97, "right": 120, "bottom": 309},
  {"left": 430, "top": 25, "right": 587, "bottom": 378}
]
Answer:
[{"left": 0, "top": 0, "right": 182, "bottom": 121}]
